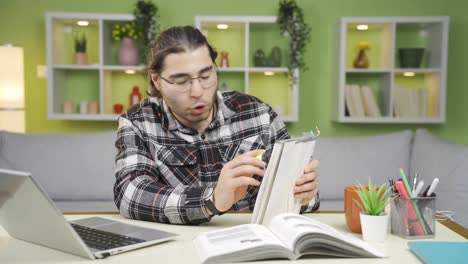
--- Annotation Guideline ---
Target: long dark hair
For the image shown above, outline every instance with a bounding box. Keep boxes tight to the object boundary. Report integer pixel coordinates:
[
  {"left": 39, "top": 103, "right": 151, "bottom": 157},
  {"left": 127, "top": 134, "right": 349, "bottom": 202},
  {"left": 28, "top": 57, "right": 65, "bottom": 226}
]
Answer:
[{"left": 147, "top": 26, "right": 218, "bottom": 98}]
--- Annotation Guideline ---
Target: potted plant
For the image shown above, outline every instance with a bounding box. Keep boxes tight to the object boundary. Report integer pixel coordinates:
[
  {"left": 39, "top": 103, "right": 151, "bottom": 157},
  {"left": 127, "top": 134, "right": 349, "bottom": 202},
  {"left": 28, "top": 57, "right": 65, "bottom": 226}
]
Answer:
[
  {"left": 73, "top": 33, "right": 87, "bottom": 64},
  {"left": 133, "top": 0, "right": 159, "bottom": 50},
  {"left": 354, "top": 179, "right": 394, "bottom": 242},
  {"left": 277, "top": 0, "right": 311, "bottom": 75},
  {"left": 112, "top": 21, "right": 141, "bottom": 65}
]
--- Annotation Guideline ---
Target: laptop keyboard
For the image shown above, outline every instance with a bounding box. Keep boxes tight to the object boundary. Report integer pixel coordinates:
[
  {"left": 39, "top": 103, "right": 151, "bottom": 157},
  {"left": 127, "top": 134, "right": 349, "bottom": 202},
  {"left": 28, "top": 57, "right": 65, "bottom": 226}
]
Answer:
[{"left": 71, "top": 223, "right": 146, "bottom": 251}]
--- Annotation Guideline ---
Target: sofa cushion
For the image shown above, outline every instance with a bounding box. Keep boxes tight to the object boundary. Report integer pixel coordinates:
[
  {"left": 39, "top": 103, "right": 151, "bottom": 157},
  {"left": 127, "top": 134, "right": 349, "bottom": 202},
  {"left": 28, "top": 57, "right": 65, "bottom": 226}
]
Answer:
[
  {"left": 0, "top": 155, "right": 12, "bottom": 169},
  {"left": 0, "top": 131, "right": 116, "bottom": 202},
  {"left": 314, "top": 130, "right": 413, "bottom": 203},
  {"left": 410, "top": 128, "right": 468, "bottom": 228}
]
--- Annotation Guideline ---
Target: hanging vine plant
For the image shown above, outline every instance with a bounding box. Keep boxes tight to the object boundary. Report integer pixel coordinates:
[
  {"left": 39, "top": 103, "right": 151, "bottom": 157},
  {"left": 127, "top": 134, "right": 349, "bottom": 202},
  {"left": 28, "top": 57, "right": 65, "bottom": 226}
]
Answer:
[
  {"left": 133, "top": 0, "right": 159, "bottom": 49},
  {"left": 277, "top": 0, "right": 311, "bottom": 72}
]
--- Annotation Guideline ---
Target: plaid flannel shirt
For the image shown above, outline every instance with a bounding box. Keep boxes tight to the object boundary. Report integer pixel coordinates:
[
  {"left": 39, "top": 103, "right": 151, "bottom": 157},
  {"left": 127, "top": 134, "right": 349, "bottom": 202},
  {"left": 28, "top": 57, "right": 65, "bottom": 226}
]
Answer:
[{"left": 114, "top": 91, "right": 319, "bottom": 224}]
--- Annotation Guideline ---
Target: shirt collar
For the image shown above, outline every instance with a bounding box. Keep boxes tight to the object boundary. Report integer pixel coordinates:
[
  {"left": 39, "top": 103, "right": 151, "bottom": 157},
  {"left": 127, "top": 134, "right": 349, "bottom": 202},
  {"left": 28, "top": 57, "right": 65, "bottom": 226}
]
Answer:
[{"left": 159, "top": 91, "right": 236, "bottom": 134}]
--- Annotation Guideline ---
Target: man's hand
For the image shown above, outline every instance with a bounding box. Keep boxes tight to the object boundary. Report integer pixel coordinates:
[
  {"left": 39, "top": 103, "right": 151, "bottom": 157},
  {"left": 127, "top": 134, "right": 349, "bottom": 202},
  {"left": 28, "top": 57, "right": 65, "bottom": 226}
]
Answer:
[
  {"left": 213, "top": 149, "right": 266, "bottom": 212},
  {"left": 294, "top": 159, "right": 319, "bottom": 206}
]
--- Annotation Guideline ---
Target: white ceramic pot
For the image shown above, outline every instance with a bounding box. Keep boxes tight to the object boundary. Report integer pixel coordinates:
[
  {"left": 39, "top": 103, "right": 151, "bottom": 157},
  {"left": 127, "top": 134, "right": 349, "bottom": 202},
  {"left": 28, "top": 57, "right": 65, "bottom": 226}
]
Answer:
[{"left": 360, "top": 212, "right": 389, "bottom": 242}]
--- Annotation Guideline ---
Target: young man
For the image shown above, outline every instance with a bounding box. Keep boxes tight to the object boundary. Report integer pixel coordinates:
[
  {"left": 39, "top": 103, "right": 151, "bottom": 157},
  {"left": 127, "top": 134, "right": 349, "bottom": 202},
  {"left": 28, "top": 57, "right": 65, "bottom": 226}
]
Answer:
[{"left": 114, "top": 26, "right": 320, "bottom": 225}]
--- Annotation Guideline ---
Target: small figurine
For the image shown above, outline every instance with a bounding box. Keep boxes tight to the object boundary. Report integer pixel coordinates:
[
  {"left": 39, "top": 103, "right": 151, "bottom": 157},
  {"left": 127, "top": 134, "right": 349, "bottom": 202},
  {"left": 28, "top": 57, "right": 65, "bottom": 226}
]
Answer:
[{"left": 219, "top": 50, "right": 230, "bottom": 68}]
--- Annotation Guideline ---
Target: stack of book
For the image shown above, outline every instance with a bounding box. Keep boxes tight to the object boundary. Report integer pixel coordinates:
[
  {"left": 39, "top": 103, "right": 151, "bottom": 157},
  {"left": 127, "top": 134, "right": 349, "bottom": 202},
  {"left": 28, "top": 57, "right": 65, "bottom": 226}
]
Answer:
[
  {"left": 393, "top": 86, "right": 429, "bottom": 118},
  {"left": 345, "top": 84, "right": 382, "bottom": 118}
]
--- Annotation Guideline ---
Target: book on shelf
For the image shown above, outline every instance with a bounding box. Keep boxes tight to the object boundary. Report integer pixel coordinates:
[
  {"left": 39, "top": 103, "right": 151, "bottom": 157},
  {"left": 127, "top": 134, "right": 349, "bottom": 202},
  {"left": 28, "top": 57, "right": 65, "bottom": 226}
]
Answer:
[
  {"left": 361, "top": 85, "right": 382, "bottom": 117},
  {"left": 345, "top": 84, "right": 381, "bottom": 118},
  {"left": 193, "top": 213, "right": 385, "bottom": 264},
  {"left": 345, "top": 84, "right": 358, "bottom": 117},
  {"left": 251, "top": 135, "right": 318, "bottom": 226},
  {"left": 393, "top": 86, "right": 429, "bottom": 118}
]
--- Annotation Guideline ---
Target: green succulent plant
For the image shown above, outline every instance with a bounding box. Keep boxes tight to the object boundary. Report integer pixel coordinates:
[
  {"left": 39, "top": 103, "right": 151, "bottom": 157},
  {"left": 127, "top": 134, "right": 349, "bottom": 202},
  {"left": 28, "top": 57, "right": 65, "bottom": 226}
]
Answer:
[
  {"left": 74, "top": 33, "right": 87, "bottom": 53},
  {"left": 354, "top": 179, "right": 394, "bottom": 216}
]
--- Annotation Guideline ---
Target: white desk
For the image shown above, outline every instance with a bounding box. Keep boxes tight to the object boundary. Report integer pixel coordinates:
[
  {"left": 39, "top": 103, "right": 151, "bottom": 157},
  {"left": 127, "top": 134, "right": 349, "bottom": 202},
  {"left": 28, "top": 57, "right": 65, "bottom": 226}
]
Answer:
[{"left": 0, "top": 213, "right": 465, "bottom": 263}]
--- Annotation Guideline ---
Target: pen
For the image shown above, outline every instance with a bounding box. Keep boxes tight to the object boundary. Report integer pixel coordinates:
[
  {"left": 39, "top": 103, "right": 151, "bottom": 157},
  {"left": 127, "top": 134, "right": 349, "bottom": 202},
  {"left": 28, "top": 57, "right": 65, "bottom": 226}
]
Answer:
[
  {"left": 412, "top": 180, "right": 424, "bottom": 198},
  {"left": 411, "top": 172, "right": 419, "bottom": 193},
  {"left": 426, "top": 178, "right": 439, "bottom": 197},
  {"left": 399, "top": 168, "right": 413, "bottom": 197},
  {"left": 388, "top": 177, "right": 394, "bottom": 194}
]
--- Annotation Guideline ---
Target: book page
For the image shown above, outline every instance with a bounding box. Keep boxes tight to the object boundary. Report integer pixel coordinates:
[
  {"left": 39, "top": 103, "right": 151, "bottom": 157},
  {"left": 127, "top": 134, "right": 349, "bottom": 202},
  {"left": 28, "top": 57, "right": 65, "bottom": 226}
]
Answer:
[
  {"left": 351, "top": 84, "right": 365, "bottom": 117},
  {"left": 289, "top": 139, "right": 317, "bottom": 213},
  {"left": 268, "top": 214, "right": 385, "bottom": 258},
  {"left": 260, "top": 139, "right": 300, "bottom": 225},
  {"left": 361, "top": 85, "right": 381, "bottom": 117},
  {"left": 193, "top": 224, "right": 289, "bottom": 264},
  {"left": 251, "top": 141, "right": 284, "bottom": 224},
  {"left": 345, "top": 84, "right": 356, "bottom": 117},
  {"left": 253, "top": 136, "right": 318, "bottom": 226}
]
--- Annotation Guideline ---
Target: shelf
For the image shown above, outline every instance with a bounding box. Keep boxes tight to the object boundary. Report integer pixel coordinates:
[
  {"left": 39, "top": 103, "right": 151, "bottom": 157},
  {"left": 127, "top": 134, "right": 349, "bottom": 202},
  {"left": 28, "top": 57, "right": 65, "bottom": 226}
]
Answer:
[
  {"left": 200, "top": 21, "right": 245, "bottom": 68},
  {"left": 50, "top": 18, "right": 100, "bottom": 65},
  {"left": 345, "top": 22, "right": 393, "bottom": 69},
  {"left": 336, "top": 17, "right": 448, "bottom": 124},
  {"left": 393, "top": 68, "right": 440, "bottom": 73},
  {"left": 47, "top": 12, "right": 144, "bottom": 120},
  {"left": 218, "top": 67, "right": 245, "bottom": 72},
  {"left": 345, "top": 69, "right": 391, "bottom": 73},
  {"left": 248, "top": 67, "right": 289, "bottom": 72},
  {"left": 51, "top": 69, "right": 99, "bottom": 114},
  {"left": 102, "top": 65, "right": 146, "bottom": 71},
  {"left": 103, "top": 70, "right": 147, "bottom": 114},
  {"left": 48, "top": 113, "right": 119, "bottom": 121},
  {"left": 196, "top": 16, "right": 298, "bottom": 122},
  {"left": 337, "top": 116, "right": 444, "bottom": 124},
  {"left": 53, "top": 64, "right": 100, "bottom": 70},
  {"left": 395, "top": 21, "right": 445, "bottom": 69}
]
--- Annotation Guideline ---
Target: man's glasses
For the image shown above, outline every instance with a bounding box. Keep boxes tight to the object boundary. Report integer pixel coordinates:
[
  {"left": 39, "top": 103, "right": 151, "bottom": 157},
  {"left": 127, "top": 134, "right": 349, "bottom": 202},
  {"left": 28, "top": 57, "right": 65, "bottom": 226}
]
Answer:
[{"left": 158, "top": 67, "right": 218, "bottom": 93}]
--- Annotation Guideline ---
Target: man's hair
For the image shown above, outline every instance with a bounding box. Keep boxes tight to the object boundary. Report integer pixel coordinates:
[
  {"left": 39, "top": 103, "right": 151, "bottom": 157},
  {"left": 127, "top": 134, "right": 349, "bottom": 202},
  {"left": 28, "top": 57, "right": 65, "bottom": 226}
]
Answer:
[{"left": 146, "top": 26, "right": 218, "bottom": 98}]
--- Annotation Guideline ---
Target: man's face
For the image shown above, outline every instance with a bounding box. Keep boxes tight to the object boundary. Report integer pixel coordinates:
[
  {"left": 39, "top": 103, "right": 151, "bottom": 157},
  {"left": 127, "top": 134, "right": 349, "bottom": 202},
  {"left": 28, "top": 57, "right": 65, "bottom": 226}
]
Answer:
[{"left": 151, "top": 45, "right": 218, "bottom": 131}]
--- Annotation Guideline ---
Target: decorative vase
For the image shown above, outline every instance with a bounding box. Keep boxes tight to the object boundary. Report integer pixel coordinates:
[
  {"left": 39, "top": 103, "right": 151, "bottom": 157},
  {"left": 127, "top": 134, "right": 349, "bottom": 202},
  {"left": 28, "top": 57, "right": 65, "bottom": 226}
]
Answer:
[
  {"left": 253, "top": 49, "right": 266, "bottom": 67},
  {"left": 269, "top": 46, "right": 282, "bottom": 67},
  {"left": 345, "top": 186, "right": 363, "bottom": 233},
  {"left": 118, "top": 37, "right": 139, "bottom": 65},
  {"left": 219, "top": 50, "right": 230, "bottom": 68},
  {"left": 353, "top": 48, "right": 369, "bottom": 68},
  {"left": 63, "top": 100, "right": 73, "bottom": 114},
  {"left": 360, "top": 212, "right": 389, "bottom": 242},
  {"left": 399, "top": 48, "right": 425, "bottom": 68},
  {"left": 73, "top": 52, "right": 88, "bottom": 65},
  {"left": 113, "top": 103, "right": 124, "bottom": 114},
  {"left": 129, "top": 86, "right": 142, "bottom": 107}
]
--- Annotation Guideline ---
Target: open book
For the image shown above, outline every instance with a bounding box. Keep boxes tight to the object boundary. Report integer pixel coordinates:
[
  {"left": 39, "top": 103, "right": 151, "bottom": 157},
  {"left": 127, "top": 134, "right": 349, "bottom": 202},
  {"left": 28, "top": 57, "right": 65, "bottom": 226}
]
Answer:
[
  {"left": 251, "top": 135, "right": 318, "bottom": 225},
  {"left": 193, "top": 213, "right": 385, "bottom": 264}
]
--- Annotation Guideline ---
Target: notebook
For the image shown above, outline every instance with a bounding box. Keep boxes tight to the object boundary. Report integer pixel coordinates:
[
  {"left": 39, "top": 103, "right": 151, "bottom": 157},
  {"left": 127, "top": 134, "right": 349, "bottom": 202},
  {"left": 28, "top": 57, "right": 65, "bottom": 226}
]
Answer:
[
  {"left": 408, "top": 241, "right": 468, "bottom": 264},
  {"left": 0, "top": 168, "right": 178, "bottom": 259}
]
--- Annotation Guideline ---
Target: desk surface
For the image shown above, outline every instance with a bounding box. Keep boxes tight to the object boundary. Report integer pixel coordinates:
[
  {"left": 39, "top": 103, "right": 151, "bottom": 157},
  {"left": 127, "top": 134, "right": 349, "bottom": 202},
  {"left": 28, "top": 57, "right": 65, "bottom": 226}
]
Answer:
[{"left": 0, "top": 213, "right": 465, "bottom": 263}]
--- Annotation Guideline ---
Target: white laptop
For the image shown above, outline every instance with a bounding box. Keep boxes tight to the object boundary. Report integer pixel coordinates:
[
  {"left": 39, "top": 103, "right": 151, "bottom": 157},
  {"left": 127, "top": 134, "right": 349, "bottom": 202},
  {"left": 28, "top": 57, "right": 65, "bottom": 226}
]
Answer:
[{"left": 0, "top": 168, "right": 178, "bottom": 259}]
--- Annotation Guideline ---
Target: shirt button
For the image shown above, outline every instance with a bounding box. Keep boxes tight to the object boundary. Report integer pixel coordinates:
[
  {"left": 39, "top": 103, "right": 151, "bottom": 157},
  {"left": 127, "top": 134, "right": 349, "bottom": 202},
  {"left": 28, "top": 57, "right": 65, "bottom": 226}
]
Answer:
[
  {"left": 207, "top": 164, "right": 214, "bottom": 171},
  {"left": 238, "top": 149, "right": 245, "bottom": 154},
  {"left": 201, "top": 134, "right": 206, "bottom": 140}
]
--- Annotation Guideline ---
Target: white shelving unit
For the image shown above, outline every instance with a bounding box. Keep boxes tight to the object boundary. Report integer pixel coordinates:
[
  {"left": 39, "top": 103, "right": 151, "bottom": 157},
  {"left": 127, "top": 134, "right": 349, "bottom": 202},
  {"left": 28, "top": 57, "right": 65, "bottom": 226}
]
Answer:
[
  {"left": 195, "top": 16, "right": 299, "bottom": 122},
  {"left": 334, "top": 16, "right": 449, "bottom": 123},
  {"left": 46, "top": 12, "right": 147, "bottom": 121}
]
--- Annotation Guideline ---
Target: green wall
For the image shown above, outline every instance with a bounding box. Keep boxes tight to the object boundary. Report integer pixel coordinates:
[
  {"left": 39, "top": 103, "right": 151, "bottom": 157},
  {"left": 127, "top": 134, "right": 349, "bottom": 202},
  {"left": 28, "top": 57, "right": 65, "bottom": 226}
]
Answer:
[{"left": 1, "top": 0, "right": 467, "bottom": 144}]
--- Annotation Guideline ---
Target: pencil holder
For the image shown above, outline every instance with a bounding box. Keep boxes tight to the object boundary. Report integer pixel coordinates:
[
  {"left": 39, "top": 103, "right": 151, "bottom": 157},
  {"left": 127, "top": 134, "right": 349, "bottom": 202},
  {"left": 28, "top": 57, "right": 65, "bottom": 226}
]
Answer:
[{"left": 390, "top": 196, "right": 435, "bottom": 239}]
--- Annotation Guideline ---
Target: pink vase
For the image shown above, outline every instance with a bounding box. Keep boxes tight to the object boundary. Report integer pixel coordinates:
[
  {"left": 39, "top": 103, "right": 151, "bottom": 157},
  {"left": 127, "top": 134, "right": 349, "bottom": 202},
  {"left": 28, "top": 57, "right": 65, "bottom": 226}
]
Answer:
[
  {"left": 73, "top": 52, "right": 88, "bottom": 65},
  {"left": 118, "top": 37, "right": 139, "bottom": 65}
]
